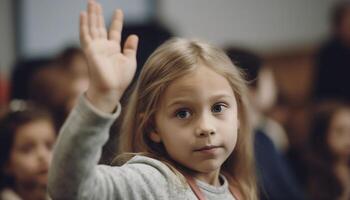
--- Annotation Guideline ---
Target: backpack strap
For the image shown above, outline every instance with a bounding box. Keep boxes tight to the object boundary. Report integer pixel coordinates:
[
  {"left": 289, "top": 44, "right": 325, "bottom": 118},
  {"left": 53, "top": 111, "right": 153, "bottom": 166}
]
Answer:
[{"left": 185, "top": 175, "right": 206, "bottom": 200}]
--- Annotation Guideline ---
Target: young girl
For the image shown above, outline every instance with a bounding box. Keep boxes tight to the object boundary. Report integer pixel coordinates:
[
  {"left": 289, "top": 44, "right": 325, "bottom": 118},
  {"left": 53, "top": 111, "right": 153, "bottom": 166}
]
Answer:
[
  {"left": 305, "top": 101, "right": 350, "bottom": 200},
  {"left": 48, "top": 1, "right": 257, "bottom": 199},
  {"left": 0, "top": 101, "right": 56, "bottom": 200}
]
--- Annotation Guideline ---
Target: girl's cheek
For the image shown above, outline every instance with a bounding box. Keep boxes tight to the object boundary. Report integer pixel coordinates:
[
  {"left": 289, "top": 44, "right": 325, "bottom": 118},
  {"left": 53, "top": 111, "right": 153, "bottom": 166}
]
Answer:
[{"left": 11, "top": 152, "right": 37, "bottom": 173}]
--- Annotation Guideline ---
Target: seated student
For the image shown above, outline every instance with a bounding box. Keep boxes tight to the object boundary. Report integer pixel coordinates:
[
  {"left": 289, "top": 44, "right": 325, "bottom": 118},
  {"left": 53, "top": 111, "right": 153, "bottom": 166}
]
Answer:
[
  {"left": 28, "top": 47, "right": 89, "bottom": 131},
  {"left": 225, "top": 47, "right": 289, "bottom": 153},
  {"left": 314, "top": 1, "right": 350, "bottom": 102},
  {"left": 0, "top": 101, "right": 56, "bottom": 200},
  {"left": 225, "top": 47, "right": 305, "bottom": 200},
  {"left": 10, "top": 58, "right": 53, "bottom": 101},
  {"left": 304, "top": 101, "right": 350, "bottom": 200}
]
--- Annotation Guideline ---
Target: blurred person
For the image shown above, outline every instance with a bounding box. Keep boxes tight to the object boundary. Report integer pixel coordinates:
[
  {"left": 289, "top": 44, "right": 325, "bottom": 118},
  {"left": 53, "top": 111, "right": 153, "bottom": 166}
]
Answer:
[
  {"left": 0, "top": 100, "right": 56, "bottom": 200},
  {"left": 28, "top": 47, "right": 89, "bottom": 131},
  {"left": 54, "top": 47, "right": 89, "bottom": 111},
  {"left": 122, "top": 22, "right": 173, "bottom": 78},
  {"left": 314, "top": 0, "right": 350, "bottom": 102},
  {"left": 10, "top": 58, "right": 53, "bottom": 101},
  {"left": 226, "top": 47, "right": 305, "bottom": 200},
  {"left": 225, "top": 47, "right": 289, "bottom": 152},
  {"left": 303, "top": 101, "right": 350, "bottom": 200}
]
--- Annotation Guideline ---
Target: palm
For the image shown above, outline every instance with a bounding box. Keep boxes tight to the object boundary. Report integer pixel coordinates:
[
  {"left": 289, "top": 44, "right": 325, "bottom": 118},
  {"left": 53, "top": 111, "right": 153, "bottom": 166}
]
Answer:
[
  {"left": 80, "top": 1, "right": 138, "bottom": 99},
  {"left": 86, "top": 39, "right": 136, "bottom": 92}
]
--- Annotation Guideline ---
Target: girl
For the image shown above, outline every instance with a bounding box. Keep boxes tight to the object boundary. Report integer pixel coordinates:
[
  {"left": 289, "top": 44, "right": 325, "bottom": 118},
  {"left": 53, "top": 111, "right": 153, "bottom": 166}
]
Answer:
[
  {"left": 48, "top": 1, "right": 257, "bottom": 199},
  {"left": 0, "top": 101, "right": 56, "bottom": 200},
  {"left": 305, "top": 102, "right": 350, "bottom": 200}
]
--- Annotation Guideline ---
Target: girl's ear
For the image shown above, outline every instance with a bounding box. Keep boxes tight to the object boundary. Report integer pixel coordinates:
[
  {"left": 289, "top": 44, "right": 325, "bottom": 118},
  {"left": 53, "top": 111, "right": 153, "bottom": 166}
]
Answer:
[
  {"left": 139, "top": 113, "right": 162, "bottom": 143},
  {"left": 149, "top": 131, "right": 161, "bottom": 143}
]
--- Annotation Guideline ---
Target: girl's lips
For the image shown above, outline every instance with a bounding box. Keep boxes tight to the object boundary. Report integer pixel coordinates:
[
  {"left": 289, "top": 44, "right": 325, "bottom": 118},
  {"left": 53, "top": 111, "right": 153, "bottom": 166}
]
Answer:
[
  {"left": 36, "top": 168, "right": 49, "bottom": 176},
  {"left": 194, "top": 145, "right": 222, "bottom": 155},
  {"left": 194, "top": 145, "right": 221, "bottom": 151}
]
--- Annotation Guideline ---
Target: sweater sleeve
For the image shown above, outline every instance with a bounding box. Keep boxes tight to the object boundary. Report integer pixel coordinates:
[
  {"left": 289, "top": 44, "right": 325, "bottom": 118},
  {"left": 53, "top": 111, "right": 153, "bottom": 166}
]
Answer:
[
  {"left": 48, "top": 95, "right": 193, "bottom": 200},
  {"left": 47, "top": 95, "right": 121, "bottom": 199}
]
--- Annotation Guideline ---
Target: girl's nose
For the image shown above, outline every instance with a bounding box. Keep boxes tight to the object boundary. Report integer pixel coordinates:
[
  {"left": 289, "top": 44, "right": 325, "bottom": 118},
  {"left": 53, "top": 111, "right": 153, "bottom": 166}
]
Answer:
[
  {"left": 195, "top": 113, "right": 216, "bottom": 137},
  {"left": 37, "top": 145, "right": 50, "bottom": 164}
]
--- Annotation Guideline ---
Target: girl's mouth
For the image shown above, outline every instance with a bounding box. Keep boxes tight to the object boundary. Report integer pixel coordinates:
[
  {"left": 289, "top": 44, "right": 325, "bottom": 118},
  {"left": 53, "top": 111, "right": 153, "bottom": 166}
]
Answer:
[
  {"left": 194, "top": 145, "right": 221, "bottom": 152},
  {"left": 36, "top": 168, "right": 49, "bottom": 176},
  {"left": 194, "top": 145, "right": 222, "bottom": 155}
]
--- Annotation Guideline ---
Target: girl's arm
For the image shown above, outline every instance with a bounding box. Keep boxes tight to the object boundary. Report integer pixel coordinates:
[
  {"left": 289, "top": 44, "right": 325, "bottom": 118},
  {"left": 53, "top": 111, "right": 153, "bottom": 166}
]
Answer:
[
  {"left": 48, "top": 1, "right": 140, "bottom": 199},
  {"left": 48, "top": 96, "right": 186, "bottom": 199},
  {"left": 47, "top": 95, "right": 120, "bottom": 199}
]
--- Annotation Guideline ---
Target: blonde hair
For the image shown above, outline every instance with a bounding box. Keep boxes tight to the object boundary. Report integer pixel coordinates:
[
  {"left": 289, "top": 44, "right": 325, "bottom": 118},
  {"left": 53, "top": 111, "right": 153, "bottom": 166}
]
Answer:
[{"left": 116, "top": 38, "right": 257, "bottom": 199}]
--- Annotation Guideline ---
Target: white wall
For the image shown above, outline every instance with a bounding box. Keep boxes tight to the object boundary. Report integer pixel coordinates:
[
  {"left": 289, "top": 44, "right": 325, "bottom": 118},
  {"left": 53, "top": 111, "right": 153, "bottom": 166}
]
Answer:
[
  {"left": 19, "top": 0, "right": 154, "bottom": 58},
  {"left": 0, "top": 0, "right": 339, "bottom": 73},
  {"left": 158, "top": 0, "right": 336, "bottom": 53}
]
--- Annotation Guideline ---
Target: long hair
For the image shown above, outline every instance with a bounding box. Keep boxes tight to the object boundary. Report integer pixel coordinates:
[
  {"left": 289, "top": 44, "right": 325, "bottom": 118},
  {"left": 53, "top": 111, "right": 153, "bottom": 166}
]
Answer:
[
  {"left": 0, "top": 101, "right": 54, "bottom": 190},
  {"left": 306, "top": 101, "right": 350, "bottom": 200},
  {"left": 116, "top": 38, "right": 257, "bottom": 199}
]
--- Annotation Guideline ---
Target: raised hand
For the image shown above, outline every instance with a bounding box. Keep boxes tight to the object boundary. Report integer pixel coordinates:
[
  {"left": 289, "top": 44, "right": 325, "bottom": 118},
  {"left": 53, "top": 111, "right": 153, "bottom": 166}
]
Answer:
[{"left": 80, "top": 0, "right": 138, "bottom": 112}]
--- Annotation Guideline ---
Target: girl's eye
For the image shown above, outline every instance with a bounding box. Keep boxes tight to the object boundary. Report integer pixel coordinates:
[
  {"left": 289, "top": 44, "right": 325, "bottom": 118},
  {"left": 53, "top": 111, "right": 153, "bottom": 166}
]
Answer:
[
  {"left": 212, "top": 103, "right": 227, "bottom": 113},
  {"left": 175, "top": 109, "right": 191, "bottom": 119},
  {"left": 18, "top": 144, "right": 34, "bottom": 154}
]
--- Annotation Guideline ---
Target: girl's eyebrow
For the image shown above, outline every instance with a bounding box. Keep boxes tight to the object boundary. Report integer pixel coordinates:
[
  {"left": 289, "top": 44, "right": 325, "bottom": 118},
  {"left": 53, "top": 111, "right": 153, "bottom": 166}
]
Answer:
[
  {"left": 166, "top": 99, "right": 192, "bottom": 109},
  {"left": 166, "top": 94, "right": 234, "bottom": 108}
]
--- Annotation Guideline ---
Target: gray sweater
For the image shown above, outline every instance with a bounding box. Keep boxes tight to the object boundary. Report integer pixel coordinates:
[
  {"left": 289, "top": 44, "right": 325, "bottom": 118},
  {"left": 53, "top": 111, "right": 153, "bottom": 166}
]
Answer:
[{"left": 48, "top": 96, "right": 235, "bottom": 200}]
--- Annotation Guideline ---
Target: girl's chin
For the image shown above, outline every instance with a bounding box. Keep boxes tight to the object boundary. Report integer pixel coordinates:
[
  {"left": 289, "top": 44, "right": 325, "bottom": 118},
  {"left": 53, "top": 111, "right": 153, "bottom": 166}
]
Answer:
[{"left": 34, "top": 174, "right": 48, "bottom": 186}]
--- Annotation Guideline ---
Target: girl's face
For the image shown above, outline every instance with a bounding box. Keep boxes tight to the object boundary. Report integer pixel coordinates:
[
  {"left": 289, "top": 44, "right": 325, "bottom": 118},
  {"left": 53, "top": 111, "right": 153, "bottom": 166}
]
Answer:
[
  {"left": 6, "top": 119, "right": 56, "bottom": 188},
  {"left": 152, "top": 65, "right": 239, "bottom": 184},
  {"left": 327, "top": 109, "right": 350, "bottom": 158}
]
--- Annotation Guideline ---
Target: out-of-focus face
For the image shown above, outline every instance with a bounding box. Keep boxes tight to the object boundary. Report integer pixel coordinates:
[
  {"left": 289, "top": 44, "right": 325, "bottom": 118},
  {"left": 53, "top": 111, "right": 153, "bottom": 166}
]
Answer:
[
  {"left": 153, "top": 65, "right": 239, "bottom": 185},
  {"left": 327, "top": 109, "right": 350, "bottom": 158},
  {"left": 67, "top": 55, "right": 89, "bottom": 112},
  {"left": 6, "top": 119, "right": 56, "bottom": 188},
  {"left": 255, "top": 67, "right": 277, "bottom": 112}
]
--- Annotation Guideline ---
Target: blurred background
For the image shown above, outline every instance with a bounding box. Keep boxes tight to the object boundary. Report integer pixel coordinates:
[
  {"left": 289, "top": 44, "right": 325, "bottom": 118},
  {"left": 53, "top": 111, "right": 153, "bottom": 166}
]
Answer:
[
  {"left": 0, "top": 0, "right": 335, "bottom": 70},
  {"left": 0, "top": 0, "right": 349, "bottom": 199},
  {"left": 0, "top": 0, "right": 343, "bottom": 145}
]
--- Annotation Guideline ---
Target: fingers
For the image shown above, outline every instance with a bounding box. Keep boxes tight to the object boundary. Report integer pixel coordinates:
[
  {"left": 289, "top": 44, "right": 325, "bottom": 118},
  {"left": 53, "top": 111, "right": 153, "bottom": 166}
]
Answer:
[
  {"left": 81, "top": 0, "right": 126, "bottom": 49},
  {"left": 87, "top": 1, "right": 107, "bottom": 40},
  {"left": 80, "top": 11, "right": 91, "bottom": 48},
  {"left": 109, "top": 9, "right": 123, "bottom": 46},
  {"left": 123, "top": 35, "right": 139, "bottom": 60},
  {"left": 96, "top": 3, "right": 107, "bottom": 38},
  {"left": 87, "top": 1, "right": 99, "bottom": 39}
]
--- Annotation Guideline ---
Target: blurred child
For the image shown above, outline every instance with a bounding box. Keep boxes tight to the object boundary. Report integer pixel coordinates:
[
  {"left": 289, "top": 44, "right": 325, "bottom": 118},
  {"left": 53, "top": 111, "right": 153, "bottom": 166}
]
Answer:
[
  {"left": 48, "top": 1, "right": 257, "bottom": 199},
  {"left": 0, "top": 101, "right": 56, "bottom": 200},
  {"left": 225, "top": 47, "right": 289, "bottom": 152},
  {"left": 55, "top": 47, "right": 89, "bottom": 112},
  {"left": 314, "top": 1, "right": 350, "bottom": 102},
  {"left": 28, "top": 47, "right": 89, "bottom": 131},
  {"left": 226, "top": 47, "right": 305, "bottom": 200},
  {"left": 305, "top": 101, "right": 350, "bottom": 200}
]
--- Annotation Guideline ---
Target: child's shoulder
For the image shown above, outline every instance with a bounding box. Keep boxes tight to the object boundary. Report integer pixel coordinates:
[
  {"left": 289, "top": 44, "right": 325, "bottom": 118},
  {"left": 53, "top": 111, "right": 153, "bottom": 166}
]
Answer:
[
  {"left": 126, "top": 155, "right": 169, "bottom": 167},
  {"left": 97, "top": 155, "right": 182, "bottom": 184},
  {"left": 0, "top": 188, "right": 21, "bottom": 200},
  {"left": 95, "top": 155, "right": 193, "bottom": 199},
  {"left": 125, "top": 155, "right": 181, "bottom": 180}
]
